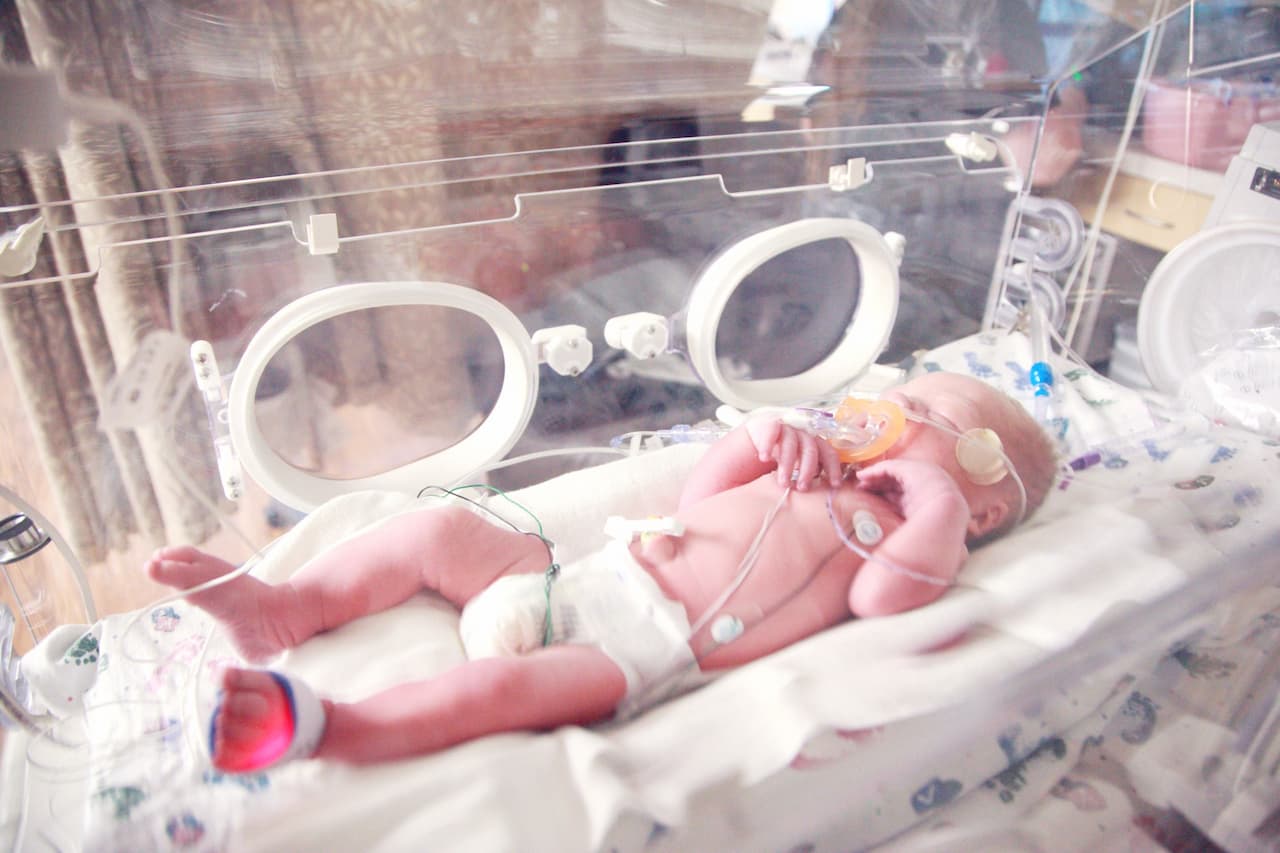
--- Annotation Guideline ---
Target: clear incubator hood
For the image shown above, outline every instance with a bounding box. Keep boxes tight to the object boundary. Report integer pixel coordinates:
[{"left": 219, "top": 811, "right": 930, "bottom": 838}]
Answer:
[
  {"left": 1, "top": 0, "right": 1110, "bottom": 519},
  {"left": 3, "top": 2, "right": 1280, "bottom": 851}
]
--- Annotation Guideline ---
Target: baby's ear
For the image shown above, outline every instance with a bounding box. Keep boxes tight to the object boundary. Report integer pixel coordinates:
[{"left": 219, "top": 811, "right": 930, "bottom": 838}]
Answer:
[{"left": 966, "top": 500, "right": 1009, "bottom": 539}]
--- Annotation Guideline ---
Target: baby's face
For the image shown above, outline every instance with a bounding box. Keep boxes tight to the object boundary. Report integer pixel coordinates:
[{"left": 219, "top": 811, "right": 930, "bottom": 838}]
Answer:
[{"left": 879, "top": 373, "right": 1006, "bottom": 488}]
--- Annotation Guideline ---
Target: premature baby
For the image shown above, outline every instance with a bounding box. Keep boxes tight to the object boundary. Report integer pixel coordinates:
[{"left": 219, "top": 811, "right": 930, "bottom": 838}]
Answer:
[{"left": 147, "top": 371, "right": 1057, "bottom": 771}]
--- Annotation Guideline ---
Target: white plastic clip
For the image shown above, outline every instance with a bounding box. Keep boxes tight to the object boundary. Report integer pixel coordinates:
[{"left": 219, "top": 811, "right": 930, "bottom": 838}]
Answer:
[
  {"left": 0, "top": 216, "right": 45, "bottom": 277},
  {"left": 828, "top": 157, "right": 872, "bottom": 192},
  {"left": 190, "top": 340, "right": 221, "bottom": 396},
  {"left": 603, "top": 515, "right": 686, "bottom": 542},
  {"left": 532, "top": 324, "right": 593, "bottom": 377},
  {"left": 215, "top": 440, "right": 244, "bottom": 501},
  {"left": 944, "top": 132, "right": 999, "bottom": 163},
  {"left": 305, "top": 213, "right": 339, "bottom": 255},
  {"left": 604, "top": 312, "right": 669, "bottom": 359},
  {"left": 883, "top": 231, "right": 906, "bottom": 264},
  {"left": 189, "top": 340, "right": 243, "bottom": 502}
]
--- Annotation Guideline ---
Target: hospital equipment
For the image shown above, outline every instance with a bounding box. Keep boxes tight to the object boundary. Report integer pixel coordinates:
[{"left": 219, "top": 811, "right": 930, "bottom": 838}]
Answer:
[
  {"left": 2, "top": 1, "right": 1280, "bottom": 850},
  {"left": 1138, "top": 120, "right": 1280, "bottom": 398}
]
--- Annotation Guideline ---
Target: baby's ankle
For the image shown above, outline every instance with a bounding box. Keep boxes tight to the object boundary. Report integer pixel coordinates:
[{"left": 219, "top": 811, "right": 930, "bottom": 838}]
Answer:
[{"left": 267, "top": 581, "right": 321, "bottom": 652}]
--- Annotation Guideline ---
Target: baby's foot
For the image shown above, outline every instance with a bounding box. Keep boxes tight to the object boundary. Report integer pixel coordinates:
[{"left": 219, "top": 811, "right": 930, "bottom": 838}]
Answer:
[
  {"left": 145, "top": 546, "right": 297, "bottom": 663},
  {"left": 210, "top": 668, "right": 296, "bottom": 772}
]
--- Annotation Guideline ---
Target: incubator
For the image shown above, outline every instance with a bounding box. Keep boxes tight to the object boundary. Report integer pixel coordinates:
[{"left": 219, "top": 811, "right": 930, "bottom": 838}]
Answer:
[{"left": 1, "top": 1, "right": 1280, "bottom": 851}]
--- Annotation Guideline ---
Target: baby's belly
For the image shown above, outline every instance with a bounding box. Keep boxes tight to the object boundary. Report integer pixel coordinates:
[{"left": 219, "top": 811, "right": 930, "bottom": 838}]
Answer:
[{"left": 642, "top": 479, "right": 902, "bottom": 669}]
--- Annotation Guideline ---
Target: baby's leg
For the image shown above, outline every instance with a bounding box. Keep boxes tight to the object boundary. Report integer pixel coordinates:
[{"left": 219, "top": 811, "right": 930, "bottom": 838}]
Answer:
[
  {"left": 150, "top": 506, "right": 550, "bottom": 662},
  {"left": 146, "top": 546, "right": 303, "bottom": 662},
  {"left": 281, "top": 504, "right": 553, "bottom": 630},
  {"left": 210, "top": 646, "right": 626, "bottom": 768}
]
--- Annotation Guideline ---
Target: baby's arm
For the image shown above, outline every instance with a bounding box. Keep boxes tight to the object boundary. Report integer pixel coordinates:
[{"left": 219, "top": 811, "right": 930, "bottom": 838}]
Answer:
[
  {"left": 678, "top": 417, "right": 842, "bottom": 509},
  {"left": 847, "top": 458, "right": 970, "bottom": 617}
]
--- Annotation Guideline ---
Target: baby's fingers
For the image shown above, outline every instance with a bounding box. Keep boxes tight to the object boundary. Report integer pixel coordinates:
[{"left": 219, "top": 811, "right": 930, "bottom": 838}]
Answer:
[
  {"left": 854, "top": 459, "right": 892, "bottom": 481},
  {"left": 854, "top": 461, "right": 903, "bottom": 493},
  {"left": 817, "top": 438, "right": 843, "bottom": 487},
  {"left": 793, "top": 433, "right": 822, "bottom": 490},
  {"left": 775, "top": 427, "right": 799, "bottom": 486}
]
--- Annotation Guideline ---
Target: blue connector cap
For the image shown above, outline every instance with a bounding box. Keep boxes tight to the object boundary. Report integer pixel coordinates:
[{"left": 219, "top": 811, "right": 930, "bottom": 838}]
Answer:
[{"left": 1029, "top": 361, "right": 1055, "bottom": 397}]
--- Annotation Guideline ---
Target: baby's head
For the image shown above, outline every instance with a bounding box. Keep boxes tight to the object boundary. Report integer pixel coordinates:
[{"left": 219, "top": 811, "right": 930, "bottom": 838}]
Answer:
[{"left": 880, "top": 371, "right": 1058, "bottom": 542}]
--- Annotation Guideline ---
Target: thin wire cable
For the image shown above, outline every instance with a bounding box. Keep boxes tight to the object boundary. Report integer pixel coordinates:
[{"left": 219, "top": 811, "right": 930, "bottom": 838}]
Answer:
[
  {"left": 687, "top": 484, "right": 793, "bottom": 638},
  {"left": 4, "top": 113, "right": 1004, "bottom": 228},
  {"left": 103, "top": 373, "right": 276, "bottom": 665},
  {"left": 418, "top": 483, "right": 561, "bottom": 644},
  {"left": 901, "top": 408, "right": 1030, "bottom": 525},
  {"left": 116, "top": 551, "right": 266, "bottom": 667},
  {"left": 417, "top": 483, "right": 551, "bottom": 542},
  {"left": 824, "top": 490, "right": 947, "bottom": 588}
]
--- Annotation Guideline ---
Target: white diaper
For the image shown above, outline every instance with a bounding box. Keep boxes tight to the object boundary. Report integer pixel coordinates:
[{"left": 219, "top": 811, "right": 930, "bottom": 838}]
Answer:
[{"left": 459, "top": 539, "right": 703, "bottom": 719}]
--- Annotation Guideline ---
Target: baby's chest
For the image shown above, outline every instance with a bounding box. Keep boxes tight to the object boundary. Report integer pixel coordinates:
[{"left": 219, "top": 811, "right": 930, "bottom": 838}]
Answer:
[
  {"left": 736, "top": 493, "right": 901, "bottom": 595},
  {"left": 673, "top": 486, "right": 899, "bottom": 608}
]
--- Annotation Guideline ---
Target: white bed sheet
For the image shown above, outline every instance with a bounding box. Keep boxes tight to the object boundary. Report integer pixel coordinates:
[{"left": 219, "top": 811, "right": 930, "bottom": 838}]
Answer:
[{"left": 10, "top": 331, "right": 1280, "bottom": 853}]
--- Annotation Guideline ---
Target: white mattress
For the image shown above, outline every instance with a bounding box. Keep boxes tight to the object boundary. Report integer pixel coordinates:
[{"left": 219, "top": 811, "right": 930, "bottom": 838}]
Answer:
[{"left": 8, "top": 331, "right": 1280, "bottom": 853}]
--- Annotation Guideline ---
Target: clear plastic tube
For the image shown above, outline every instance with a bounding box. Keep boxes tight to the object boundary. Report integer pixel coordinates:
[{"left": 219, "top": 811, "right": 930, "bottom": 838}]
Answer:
[
  {"left": 609, "top": 424, "right": 727, "bottom": 451},
  {"left": 1028, "top": 296, "right": 1057, "bottom": 427},
  {"left": 452, "top": 445, "right": 628, "bottom": 486},
  {"left": 824, "top": 489, "right": 949, "bottom": 588},
  {"left": 687, "top": 484, "right": 793, "bottom": 638}
]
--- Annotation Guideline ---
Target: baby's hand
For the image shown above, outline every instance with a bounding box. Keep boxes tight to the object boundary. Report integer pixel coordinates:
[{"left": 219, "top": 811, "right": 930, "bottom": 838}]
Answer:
[
  {"left": 745, "top": 417, "right": 843, "bottom": 490},
  {"left": 855, "top": 458, "right": 968, "bottom": 522}
]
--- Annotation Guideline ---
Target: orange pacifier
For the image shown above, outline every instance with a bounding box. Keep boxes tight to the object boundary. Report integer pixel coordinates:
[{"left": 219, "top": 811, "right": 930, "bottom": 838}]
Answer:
[{"left": 828, "top": 397, "right": 907, "bottom": 463}]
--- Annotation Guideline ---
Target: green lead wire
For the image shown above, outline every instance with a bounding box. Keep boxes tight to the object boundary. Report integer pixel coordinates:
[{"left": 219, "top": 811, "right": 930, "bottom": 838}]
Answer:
[
  {"left": 417, "top": 481, "right": 561, "bottom": 645},
  {"left": 542, "top": 562, "right": 560, "bottom": 646}
]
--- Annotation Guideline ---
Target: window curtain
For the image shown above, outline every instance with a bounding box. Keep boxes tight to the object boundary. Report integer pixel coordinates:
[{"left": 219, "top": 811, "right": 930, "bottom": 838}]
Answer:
[
  {"left": 0, "top": 0, "right": 812, "bottom": 564},
  {"left": 0, "top": 0, "right": 502, "bottom": 560},
  {"left": 1, "top": 1, "right": 177, "bottom": 562}
]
